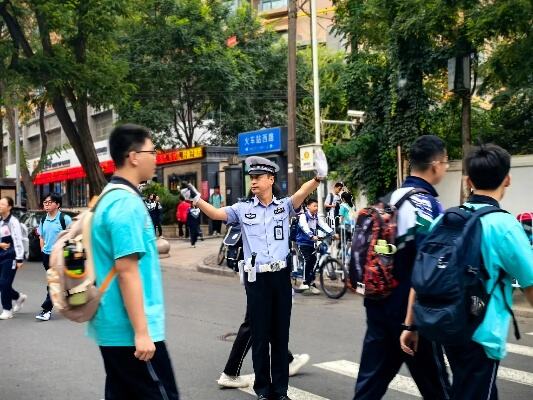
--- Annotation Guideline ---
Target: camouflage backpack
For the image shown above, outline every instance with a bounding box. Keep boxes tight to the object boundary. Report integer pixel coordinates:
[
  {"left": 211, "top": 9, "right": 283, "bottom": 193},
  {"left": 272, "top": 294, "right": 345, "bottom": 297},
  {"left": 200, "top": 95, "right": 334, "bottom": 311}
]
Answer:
[{"left": 47, "top": 183, "right": 137, "bottom": 322}]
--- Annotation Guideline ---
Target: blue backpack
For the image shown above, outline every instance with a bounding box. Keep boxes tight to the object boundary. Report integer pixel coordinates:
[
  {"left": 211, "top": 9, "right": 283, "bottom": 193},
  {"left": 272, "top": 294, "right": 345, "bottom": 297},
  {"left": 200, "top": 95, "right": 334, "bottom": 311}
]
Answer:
[{"left": 412, "top": 205, "right": 520, "bottom": 345}]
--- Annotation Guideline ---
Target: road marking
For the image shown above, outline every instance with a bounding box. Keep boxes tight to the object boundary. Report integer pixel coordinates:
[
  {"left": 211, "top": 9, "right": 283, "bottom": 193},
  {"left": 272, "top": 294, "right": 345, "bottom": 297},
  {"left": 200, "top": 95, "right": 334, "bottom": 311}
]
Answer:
[
  {"left": 313, "top": 360, "right": 421, "bottom": 398},
  {"left": 239, "top": 374, "right": 329, "bottom": 400},
  {"left": 526, "top": 332, "right": 533, "bottom": 336},
  {"left": 507, "top": 343, "right": 533, "bottom": 358}
]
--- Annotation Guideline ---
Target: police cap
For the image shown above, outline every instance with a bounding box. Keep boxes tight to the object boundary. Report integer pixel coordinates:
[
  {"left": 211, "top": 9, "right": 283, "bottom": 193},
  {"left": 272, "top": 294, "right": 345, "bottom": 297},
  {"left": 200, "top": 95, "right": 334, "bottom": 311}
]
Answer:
[{"left": 245, "top": 156, "right": 280, "bottom": 176}]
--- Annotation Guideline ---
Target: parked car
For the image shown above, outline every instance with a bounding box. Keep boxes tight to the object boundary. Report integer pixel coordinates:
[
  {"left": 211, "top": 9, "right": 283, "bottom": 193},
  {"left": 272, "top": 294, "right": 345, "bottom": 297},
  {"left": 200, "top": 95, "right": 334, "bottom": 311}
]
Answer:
[{"left": 20, "top": 210, "right": 78, "bottom": 261}]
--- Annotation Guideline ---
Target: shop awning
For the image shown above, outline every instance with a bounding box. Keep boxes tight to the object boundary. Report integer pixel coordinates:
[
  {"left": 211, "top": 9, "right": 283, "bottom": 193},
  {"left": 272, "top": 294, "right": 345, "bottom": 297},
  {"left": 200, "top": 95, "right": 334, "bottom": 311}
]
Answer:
[{"left": 33, "top": 160, "right": 116, "bottom": 185}]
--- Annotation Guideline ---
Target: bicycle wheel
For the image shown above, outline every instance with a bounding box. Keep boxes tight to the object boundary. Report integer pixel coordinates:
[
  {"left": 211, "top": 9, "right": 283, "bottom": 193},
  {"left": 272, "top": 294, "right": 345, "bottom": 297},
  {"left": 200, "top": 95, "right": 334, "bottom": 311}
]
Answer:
[
  {"left": 319, "top": 257, "right": 348, "bottom": 299},
  {"left": 217, "top": 243, "right": 226, "bottom": 265}
]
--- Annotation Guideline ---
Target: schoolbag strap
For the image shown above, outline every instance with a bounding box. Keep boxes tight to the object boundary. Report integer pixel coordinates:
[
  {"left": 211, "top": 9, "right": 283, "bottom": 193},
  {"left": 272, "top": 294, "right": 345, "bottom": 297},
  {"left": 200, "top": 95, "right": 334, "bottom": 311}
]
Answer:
[
  {"left": 98, "top": 267, "right": 117, "bottom": 294},
  {"left": 393, "top": 188, "right": 429, "bottom": 209},
  {"left": 490, "top": 269, "right": 521, "bottom": 340}
]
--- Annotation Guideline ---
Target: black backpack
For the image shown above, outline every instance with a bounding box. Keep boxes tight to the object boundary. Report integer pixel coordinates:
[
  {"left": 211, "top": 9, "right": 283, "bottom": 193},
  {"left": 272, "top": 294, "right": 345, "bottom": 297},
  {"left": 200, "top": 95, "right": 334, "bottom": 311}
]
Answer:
[
  {"left": 41, "top": 212, "right": 67, "bottom": 231},
  {"left": 411, "top": 205, "right": 520, "bottom": 345}
]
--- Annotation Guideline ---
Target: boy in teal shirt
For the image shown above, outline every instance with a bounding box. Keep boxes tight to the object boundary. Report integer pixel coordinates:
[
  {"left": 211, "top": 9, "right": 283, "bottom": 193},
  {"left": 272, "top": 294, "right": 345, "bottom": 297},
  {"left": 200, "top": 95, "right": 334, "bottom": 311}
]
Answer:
[
  {"left": 88, "top": 124, "right": 179, "bottom": 399},
  {"left": 401, "top": 144, "right": 533, "bottom": 400}
]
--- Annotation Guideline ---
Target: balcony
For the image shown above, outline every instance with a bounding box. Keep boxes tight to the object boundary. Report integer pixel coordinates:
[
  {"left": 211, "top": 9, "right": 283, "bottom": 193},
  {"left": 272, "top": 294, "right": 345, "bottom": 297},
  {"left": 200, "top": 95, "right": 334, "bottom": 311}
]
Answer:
[{"left": 258, "top": 0, "right": 288, "bottom": 18}]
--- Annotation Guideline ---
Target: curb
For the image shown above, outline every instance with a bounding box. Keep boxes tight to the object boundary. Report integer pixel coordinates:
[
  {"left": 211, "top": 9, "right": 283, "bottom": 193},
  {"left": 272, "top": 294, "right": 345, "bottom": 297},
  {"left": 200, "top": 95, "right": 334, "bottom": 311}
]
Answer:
[{"left": 197, "top": 261, "right": 237, "bottom": 278}]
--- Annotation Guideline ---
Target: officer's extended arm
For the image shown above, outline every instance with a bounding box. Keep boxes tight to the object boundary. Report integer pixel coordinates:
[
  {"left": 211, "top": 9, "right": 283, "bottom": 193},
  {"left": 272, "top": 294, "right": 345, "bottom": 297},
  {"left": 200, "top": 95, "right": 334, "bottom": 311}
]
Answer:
[{"left": 187, "top": 184, "right": 228, "bottom": 221}]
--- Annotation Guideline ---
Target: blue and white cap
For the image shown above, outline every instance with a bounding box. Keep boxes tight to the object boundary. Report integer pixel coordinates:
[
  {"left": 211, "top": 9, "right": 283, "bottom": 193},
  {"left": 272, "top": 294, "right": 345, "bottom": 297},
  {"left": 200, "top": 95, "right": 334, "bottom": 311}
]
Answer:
[{"left": 245, "top": 156, "right": 280, "bottom": 175}]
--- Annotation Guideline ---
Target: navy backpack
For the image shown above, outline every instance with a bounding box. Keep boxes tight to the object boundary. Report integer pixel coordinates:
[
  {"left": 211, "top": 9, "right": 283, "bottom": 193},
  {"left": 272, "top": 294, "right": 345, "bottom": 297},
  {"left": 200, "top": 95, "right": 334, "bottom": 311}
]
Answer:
[{"left": 412, "top": 205, "right": 520, "bottom": 345}]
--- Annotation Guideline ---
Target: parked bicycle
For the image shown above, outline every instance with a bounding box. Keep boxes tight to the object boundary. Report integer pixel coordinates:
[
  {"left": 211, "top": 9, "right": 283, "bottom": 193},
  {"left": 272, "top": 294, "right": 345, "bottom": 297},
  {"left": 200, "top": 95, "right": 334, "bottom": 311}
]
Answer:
[{"left": 291, "top": 235, "right": 348, "bottom": 299}]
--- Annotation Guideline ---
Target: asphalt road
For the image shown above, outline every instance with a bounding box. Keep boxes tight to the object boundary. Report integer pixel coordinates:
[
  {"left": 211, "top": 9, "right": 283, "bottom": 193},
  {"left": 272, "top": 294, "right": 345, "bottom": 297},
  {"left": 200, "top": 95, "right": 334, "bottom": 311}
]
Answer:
[{"left": 2, "top": 260, "right": 533, "bottom": 400}]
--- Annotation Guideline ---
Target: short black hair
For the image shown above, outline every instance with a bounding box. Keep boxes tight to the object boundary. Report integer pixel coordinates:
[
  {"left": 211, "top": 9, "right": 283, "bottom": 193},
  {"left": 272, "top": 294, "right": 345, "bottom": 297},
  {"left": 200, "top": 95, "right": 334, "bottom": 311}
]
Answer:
[
  {"left": 109, "top": 124, "right": 152, "bottom": 168},
  {"left": 44, "top": 192, "right": 62, "bottom": 207},
  {"left": 214, "top": 185, "right": 220, "bottom": 189},
  {"left": 466, "top": 144, "right": 511, "bottom": 190},
  {"left": 334, "top": 182, "right": 343, "bottom": 189},
  {"left": 306, "top": 197, "right": 318, "bottom": 206},
  {"left": 2, "top": 196, "right": 14, "bottom": 208},
  {"left": 409, "top": 135, "right": 446, "bottom": 171}
]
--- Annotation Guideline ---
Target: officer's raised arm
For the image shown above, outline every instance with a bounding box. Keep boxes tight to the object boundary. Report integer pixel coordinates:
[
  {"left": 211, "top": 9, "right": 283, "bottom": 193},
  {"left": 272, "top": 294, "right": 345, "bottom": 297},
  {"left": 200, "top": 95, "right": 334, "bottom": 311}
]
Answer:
[
  {"left": 291, "top": 148, "right": 329, "bottom": 210},
  {"left": 186, "top": 184, "right": 229, "bottom": 221}
]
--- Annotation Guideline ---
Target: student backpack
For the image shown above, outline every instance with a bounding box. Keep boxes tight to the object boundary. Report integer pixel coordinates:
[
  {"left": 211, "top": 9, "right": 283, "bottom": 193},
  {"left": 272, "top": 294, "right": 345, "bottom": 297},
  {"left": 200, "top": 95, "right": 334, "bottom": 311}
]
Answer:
[
  {"left": 46, "top": 183, "right": 138, "bottom": 323},
  {"left": 350, "top": 189, "right": 427, "bottom": 299},
  {"left": 411, "top": 205, "right": 520, "bottom": 345}
]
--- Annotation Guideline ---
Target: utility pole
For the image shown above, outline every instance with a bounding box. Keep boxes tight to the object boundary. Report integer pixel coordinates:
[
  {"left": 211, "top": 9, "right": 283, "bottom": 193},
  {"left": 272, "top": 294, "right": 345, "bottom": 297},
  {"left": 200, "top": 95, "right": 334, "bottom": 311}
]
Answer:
[
  {"left": 14, "top": 108, "right": 21, "bottom": 207},
  {"left": 287, "top": 0, "right": 298, "bottom": 194},
  {"left": 310, "top": 0, "right": 324, "bottom": 216}
]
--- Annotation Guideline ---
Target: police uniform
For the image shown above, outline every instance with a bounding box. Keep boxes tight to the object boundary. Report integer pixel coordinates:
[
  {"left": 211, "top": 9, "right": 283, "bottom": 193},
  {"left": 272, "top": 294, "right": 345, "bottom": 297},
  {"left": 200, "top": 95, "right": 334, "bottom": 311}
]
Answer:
[{"left": 224, "top": 157, "right": 295, "bottom": 400}]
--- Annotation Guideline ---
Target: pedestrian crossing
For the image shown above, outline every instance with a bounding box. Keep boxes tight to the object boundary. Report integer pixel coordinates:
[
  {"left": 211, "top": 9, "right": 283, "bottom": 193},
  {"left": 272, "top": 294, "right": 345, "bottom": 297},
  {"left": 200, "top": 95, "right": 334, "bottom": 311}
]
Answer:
[{"left": 236, "top": 341, "right": 533, "bottom": 399}]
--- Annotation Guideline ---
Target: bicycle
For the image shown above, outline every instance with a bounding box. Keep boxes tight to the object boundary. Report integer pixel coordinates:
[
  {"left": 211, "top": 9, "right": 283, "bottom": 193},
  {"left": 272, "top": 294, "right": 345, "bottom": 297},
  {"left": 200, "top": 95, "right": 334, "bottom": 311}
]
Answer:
[{"left": 291, "top": 235, "right": 348, "bottom": 299}]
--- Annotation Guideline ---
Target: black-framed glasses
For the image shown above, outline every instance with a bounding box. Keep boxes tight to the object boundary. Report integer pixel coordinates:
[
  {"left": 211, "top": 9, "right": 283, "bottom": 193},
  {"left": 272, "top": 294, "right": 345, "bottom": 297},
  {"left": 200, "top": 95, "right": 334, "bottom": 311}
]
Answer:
[
  {"left": 43, "top": 200, "right": 55, "bottom": 205},
  {"left": 135, "top": 150, "right": 157, "bottom": 155}
]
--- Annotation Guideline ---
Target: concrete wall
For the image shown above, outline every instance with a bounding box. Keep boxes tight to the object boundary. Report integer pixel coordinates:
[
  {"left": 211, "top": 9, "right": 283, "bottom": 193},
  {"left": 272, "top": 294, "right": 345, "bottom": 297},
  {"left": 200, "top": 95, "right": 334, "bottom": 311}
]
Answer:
[{"left": 436, "top": 154, "right": 533, "bottom": 216}]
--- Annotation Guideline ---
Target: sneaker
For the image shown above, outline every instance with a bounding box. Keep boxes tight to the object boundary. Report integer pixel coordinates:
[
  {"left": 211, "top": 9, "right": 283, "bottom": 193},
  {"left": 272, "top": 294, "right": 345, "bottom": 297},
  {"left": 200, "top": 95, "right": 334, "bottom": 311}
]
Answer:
[
  {"left": 309, "top": 285, "right": 321, "bottom": 295},
  {"left": 12, "top": 293, "right": 27, "bottom": 313},
  {"left": 217, "top": 372, "right": 249, "bottom": 388},
  {"left": 0, "top": 310, "right": 13, "bottom": 320},
  {"left": 35, "top": 310, "right": 52, "bottom": 321},
  {"left": 191, "top": 245, "right": 196, "bottom": 248},
  {"left": 289, "top": 353, "right": 310, "bottom": 376},
  {"left": 296, "top": 283, "right": 309, "bottom": 291}
]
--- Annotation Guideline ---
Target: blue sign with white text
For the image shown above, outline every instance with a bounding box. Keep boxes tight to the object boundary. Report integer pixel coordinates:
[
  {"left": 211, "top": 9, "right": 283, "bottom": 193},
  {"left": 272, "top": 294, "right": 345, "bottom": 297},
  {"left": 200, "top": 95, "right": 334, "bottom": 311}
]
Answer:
[{"left": 238, "top": 127, "right": 284, "bottom": 156}]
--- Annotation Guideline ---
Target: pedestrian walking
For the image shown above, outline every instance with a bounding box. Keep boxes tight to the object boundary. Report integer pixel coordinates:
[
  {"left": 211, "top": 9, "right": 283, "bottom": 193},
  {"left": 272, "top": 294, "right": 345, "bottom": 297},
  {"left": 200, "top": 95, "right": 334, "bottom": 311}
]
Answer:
[
  {"left": 153, "top": 195, "right": 163, "bottom": 237},
  {"left": 401, "top": 143, "right": 533, "bottom": 400},
  {"left": 217, "top": 301, "right": 310, "bottom": 388},
  {"left": 88, "top": 124, "right": 179, "bottom": 399},
  {"left": 353, "top": 135, "right": 451, "bottom": 399},
  {"left": 295, "top": 198, "right": 334, "bottom": 295},
  {"left": 187, "top": 203, "right": 201, "bottom": 248},
  {"left": 209, "top": 185, "right": 224, "bottom": 236},
  {"left": 176, "top": 196, "right": 190, "bottom": 238},
  {"left": 324, "top": 181, "right": 343, "bottom": 227},
  {"left": 0, "top": 197, "right": 26, "bottom": 320},
  {"left": 188, "top": 152, "right": 328, "bottom": 400},
  {"left": 36, "top": 193, "right": 72, "bottom": 321}
]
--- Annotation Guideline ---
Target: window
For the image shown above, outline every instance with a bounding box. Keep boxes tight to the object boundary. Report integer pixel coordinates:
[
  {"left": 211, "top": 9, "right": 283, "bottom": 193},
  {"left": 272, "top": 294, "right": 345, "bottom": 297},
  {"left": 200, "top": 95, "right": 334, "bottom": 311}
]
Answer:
[
  {"left": 27, "top": 136, "right": 41, "bottom": 159},
  {"left": 47, "top": 128, "right": 62, "bottom": 150},
  {"left": 260, "top": 0, "right": 287, "bottom": 11},
  {"left": 93, "top": 110, "right": 113, "bottom": 141}
]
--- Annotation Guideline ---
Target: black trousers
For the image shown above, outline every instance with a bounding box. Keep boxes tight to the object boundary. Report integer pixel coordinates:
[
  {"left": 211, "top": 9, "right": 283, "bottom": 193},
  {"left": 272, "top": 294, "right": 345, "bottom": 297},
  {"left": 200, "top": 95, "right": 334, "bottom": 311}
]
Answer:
[
  {"left": 99, "top": 341, "right": 179, "bottom": 400},
  {"left": 189, "top": 225, "right": 199, "bottom": 246},
  {"left": 445, "top": 340, "right": 499, "bottom": 400},
  {"left": 177, "top": 222, "right": 188, "bottom": 238},
  {"left": 41, "top": 252, "right": 53, "bottom": 312},
  {"left": 298, "top": 245, "right": 316, "bottom": 286},
  {"left": 224, "top": 302, "right": 294, "bottom": 377},
  {"left": 354, "top": 307, "right": 451, "bottom": 400},
  {"left": 212, "top": 220, "right": 222, "bottom": 234},
  {"left": 245, "top": 267, "right": 292, "bottom": 398},
  {"left": 0, "top": 258, "right": 19, "bottom": 310},
  {"left": 153, "top": 220, "right": 163, "bottom": 237}
]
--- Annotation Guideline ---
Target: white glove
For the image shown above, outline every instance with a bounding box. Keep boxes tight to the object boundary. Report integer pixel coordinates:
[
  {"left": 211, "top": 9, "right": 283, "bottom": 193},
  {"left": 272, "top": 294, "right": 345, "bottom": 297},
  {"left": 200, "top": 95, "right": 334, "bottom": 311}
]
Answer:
[
  {"left": 314, "top": 148, "right": 328, "bottom": 179},
  {"left": 180, "top": 187, "right": 190, "bottom": 201},
  {"left": 186, "top": 183, "right": 201, "bottom": 205}
]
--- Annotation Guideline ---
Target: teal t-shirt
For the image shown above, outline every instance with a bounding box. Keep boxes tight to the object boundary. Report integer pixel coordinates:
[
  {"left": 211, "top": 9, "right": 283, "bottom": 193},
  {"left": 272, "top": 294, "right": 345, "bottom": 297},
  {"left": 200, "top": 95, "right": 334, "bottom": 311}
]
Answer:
[
  {"left": 467, "top": 203, "right": 533, "bottom": 360},
  {"left": 87, "top": 186, "right": 165, "bottom": 346},
  {"left": 339, "top": 203, "right": 355, "bottom": 227},
  {"left": 38, "top": 212, "right": 72, "bottom": 254},
  {"left": 431, "top": 203, "right": 533, "bottom": 360}
]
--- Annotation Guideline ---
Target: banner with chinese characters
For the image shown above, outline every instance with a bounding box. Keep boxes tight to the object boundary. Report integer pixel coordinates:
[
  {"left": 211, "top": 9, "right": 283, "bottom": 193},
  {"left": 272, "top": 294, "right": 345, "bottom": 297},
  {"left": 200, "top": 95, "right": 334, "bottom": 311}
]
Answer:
[{"left": 156, "top": 146, "right": 205, "bottom": 165}]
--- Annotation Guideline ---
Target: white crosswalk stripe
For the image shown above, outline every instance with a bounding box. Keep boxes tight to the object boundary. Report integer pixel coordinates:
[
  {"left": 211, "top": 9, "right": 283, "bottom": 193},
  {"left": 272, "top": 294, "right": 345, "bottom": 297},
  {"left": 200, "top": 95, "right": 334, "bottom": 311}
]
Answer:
[
  {"left": 238, "top": 374, "right": 330, "bottom": 400},
  {"left": 507, "top": 342, "right": 533, "bottom": 358},
  {"left": 313, "top": 360, "right": 422, "bottom": 397},
  {"left": 525, "top": 331, "right": 533, "bottom": 336}
]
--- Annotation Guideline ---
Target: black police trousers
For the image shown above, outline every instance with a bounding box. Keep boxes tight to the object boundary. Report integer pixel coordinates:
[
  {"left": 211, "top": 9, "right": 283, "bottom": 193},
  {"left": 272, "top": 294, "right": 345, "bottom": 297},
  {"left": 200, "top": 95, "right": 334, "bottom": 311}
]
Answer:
[
  {"left": 354, "top": 307, "right": 451, "bottom": 399},
  {"left": 224, "top": 302, "right": 295, "bottom": 376},
  {"left": 245, "top": 266, "right": 292, "bottom": 398}
]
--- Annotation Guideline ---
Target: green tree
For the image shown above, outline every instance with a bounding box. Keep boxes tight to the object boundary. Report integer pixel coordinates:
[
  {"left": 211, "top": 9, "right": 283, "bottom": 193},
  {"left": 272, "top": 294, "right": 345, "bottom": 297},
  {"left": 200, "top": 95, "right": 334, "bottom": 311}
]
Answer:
[
  {"left": 117, "top": 0, "right": 235, "bottom": 148},
  {"left": 0, "top": 0, "right": 131, "bottom": 196}
]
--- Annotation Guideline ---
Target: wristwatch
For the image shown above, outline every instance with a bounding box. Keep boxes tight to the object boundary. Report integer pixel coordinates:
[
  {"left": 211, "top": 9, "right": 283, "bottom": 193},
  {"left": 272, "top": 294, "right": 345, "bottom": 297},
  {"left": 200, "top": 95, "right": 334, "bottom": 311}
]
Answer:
[{"left": 400, "top": 323, "right": 418, "bottom": 332}]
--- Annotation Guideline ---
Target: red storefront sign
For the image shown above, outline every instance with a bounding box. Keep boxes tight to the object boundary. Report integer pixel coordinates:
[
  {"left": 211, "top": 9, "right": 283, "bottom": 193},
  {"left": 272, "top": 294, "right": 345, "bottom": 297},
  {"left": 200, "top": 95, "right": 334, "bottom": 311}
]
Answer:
[{"left": 33, "top": 146, "right": 205, "bottom": 185}]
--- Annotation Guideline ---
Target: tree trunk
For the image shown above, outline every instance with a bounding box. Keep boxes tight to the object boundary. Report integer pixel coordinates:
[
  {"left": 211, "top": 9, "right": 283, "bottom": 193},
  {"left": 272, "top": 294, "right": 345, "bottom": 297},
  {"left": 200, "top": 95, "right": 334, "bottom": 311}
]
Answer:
[
  {"left": 52, "top": 96, "right": 106, "bottom": 197},
  {"left": 0, "top": 113, "right": 4, "bottom": 179}
]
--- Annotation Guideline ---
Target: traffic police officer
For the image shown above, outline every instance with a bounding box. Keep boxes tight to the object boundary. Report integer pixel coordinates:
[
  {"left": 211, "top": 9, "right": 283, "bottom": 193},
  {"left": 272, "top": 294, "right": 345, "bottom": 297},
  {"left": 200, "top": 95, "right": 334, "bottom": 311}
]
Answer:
[{"left": 187, "top": 151, "right": 328, "bottom": 400}]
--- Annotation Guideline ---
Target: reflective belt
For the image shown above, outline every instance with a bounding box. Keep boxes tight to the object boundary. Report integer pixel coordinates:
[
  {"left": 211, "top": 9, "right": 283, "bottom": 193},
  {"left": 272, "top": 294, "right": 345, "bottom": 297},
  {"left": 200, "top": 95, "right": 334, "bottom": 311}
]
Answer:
[{"left": 257, "top": 260, "right": 286, "bottom": 273}]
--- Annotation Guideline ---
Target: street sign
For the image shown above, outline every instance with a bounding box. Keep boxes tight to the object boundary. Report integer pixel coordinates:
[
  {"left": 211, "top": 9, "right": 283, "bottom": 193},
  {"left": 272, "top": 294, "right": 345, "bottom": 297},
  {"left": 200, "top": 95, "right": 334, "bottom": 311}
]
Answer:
[
  {"left": 299, "top": 143, "right": 321, "bottom": 171},
  {"left": 238, "top": 127, "right": 286, "bottom": 156}
]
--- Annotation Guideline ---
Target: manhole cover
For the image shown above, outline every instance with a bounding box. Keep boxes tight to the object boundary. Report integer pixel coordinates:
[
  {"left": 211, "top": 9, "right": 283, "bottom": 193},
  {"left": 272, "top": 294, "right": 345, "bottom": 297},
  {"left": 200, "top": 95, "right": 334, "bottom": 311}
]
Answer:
[{"left": 219, "top": 332, "right": 238, "bottom": 342}]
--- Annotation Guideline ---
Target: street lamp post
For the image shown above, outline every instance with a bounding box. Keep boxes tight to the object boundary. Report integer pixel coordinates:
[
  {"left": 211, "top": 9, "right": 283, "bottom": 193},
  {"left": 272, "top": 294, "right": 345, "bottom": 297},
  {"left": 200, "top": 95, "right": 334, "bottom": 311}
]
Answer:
[
  {"left": 310, "top": 0, "right": 324, "bottom": 216},
  {"left": 14, "top": 108, "right": 21, "bottom": 207}
]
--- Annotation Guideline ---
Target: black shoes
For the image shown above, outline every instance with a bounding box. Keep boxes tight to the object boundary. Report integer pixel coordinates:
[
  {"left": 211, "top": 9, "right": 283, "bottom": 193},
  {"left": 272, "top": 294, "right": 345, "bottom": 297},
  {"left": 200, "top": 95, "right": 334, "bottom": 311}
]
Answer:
[
  {"left": 277, "top": 396, "right": 292, "bottom": 400},
  {"left": 257, "top": 396, "right": 269, "bottom": 400}
]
